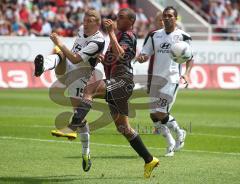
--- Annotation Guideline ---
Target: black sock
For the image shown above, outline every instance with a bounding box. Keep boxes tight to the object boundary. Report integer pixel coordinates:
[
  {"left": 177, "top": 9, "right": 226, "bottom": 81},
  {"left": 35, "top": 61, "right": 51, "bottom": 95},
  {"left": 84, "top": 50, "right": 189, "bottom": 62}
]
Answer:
[
  {"left": 71, "top": 99, "right": 92, "bottom": 126},
  {"left": 129, "top": 135, "right": 153, "bottom": 163}
]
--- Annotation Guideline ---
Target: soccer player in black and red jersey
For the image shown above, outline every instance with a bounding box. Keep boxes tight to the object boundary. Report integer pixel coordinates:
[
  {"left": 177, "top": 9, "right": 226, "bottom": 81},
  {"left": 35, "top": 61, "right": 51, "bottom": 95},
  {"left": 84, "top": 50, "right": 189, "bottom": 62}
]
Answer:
[{"left": 57, "top": 8, "right": 159, "bottom": 178}]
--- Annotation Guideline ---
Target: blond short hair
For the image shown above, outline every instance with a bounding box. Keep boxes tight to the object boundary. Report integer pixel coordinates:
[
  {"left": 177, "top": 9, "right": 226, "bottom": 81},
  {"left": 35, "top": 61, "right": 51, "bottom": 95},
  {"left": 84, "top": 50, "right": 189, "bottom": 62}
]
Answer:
[{"left": 85, "top": 9, "right": 101, "bottom": 25}]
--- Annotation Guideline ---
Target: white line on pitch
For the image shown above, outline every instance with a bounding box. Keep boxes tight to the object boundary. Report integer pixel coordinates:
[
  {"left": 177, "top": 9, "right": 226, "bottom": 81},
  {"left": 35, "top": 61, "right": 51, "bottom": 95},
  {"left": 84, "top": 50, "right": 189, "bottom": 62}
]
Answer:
[
  {"left": 189, "top": 133, "right": 240, "bottom": 139},
  {"left": 1, "top": 124, "right": 240, "bottom": 139},
  {"left": 0, "top": 136, "right": 239, "bottom": 156}
]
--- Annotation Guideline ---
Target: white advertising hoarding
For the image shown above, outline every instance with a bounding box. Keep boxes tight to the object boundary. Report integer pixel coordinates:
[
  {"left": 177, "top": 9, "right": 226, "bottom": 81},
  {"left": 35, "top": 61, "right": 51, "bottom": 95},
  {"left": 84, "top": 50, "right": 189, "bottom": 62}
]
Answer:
[
  {"left": 0, "top": 36, "right": 239, "bottom": 89},
  {"left": 0, "top": 36, "right": 240, "bottom": 64}
]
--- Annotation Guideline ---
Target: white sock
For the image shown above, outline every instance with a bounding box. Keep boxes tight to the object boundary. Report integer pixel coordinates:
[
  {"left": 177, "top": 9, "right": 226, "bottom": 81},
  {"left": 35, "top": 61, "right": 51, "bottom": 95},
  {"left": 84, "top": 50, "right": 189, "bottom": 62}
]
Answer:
[
  {"left": 78, "top": 123, "right": 90, "bottom": 155},
  {"left": 157, "top": 123, "right": 175, "bottom": 148},
  {"left": 166, "top": 115, "right": 182, "bottom": 136},
  {"left": 43, "top": 54, "right": 60, "bottom": 71}
]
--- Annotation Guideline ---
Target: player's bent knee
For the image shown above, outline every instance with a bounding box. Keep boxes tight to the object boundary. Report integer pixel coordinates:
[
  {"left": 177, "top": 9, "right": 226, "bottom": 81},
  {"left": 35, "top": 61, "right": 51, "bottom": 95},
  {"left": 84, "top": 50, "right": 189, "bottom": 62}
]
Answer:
[
  {"left": 116, "top": 124, "right": 126, "bottom": 134},
  {"left": 150, "top": 113, "right": 159, "bottom": 122},
  {"left": 55, "top": 68, "right": 66, "bottom": 78},
  {"left": 160, "top": 115, "right": 169, "bottom": 124},
  {"left": 55, "top": 74, "right": 66, "bottom": 84},
  {"left": 150, "top": 112, "right": 168, "bottom": 123},
  {"left": 85, "top": 80, "right": 106, "bottom": 98},
  {"left": 83, "top": 86, "right": 94, "bottom": 97},
  {"left": 116, "top": 124, "right": 132, "bottom": 137}
]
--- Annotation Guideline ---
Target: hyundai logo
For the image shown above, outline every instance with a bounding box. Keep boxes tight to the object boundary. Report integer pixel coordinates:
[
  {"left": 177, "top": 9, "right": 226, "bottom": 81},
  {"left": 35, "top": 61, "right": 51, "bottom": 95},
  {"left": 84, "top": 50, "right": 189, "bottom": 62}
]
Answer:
[{"left": 160, "top": 42, "right": 171, "bottom": 49}]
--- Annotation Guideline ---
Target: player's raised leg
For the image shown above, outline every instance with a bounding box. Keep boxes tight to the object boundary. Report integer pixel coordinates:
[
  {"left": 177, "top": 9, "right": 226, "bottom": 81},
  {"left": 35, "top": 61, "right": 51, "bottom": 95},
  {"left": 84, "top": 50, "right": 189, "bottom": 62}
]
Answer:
[
  {"left": 34, "top": 47, "right": 64, "bottom": 77},
  {"left": 34, "top": 54, "right": 44, "bottom": 77}
]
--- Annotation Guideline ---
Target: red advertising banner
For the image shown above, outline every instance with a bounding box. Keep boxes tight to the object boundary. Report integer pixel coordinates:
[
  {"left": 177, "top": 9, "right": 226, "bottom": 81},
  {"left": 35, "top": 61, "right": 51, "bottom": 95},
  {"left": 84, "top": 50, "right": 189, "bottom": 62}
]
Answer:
[
  {"left": 0, "top": 62, "right": 239, "bottom": 89},
  {"left": 0, "top": 62, "right": 56, "bottom": 88},
  {"left": 182, "top": 65, "right": 240, "bottom": 89}
]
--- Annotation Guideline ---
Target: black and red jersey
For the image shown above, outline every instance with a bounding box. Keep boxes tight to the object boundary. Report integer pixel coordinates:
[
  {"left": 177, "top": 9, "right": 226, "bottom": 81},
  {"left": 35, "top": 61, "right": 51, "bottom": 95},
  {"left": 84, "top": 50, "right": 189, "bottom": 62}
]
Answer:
[{"left": 104, "top": 30, "right": 137, "bottom": 80}]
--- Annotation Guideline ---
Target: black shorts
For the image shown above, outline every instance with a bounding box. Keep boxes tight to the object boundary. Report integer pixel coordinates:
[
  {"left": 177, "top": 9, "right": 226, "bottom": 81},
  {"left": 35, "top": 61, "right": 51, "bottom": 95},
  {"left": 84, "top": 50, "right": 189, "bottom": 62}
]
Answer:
[{"left": 104, "top": 78, "right": 134, "bottom": 116}]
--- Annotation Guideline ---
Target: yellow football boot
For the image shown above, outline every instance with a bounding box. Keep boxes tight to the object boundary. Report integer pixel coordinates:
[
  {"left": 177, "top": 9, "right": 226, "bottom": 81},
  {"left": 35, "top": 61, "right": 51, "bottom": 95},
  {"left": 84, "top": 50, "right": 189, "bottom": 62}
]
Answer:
[
  {"left": 51, "top": 126, "right": 77, "bottom": 140},
  {"left": 82, "top": 154, "right": 92, "bottom": 172},
  {"left": 144, "top": 157, "right": 159, "bottom": 178}
]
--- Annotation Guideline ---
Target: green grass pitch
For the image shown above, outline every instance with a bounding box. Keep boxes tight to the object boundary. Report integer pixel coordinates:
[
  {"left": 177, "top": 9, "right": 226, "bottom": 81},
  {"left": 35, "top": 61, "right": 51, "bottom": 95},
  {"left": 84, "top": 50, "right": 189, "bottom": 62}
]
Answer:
[{"left": 0, "top": 89, "right": 239, "bottom": 184}]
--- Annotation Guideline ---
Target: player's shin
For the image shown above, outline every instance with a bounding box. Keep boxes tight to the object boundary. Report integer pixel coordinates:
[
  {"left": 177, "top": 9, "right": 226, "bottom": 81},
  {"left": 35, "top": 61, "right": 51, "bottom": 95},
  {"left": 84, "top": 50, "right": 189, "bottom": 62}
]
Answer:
[
  {"left": 129, "top": 132, "right": 159, "bottom": 178},
  {"left": 78, "top": 121, "right": 91, "bottom": 172},
  {"left": 159, "top": 124, "right": 175, "bottom": 156},
  {"left": 159, "top": 124, "right": 175, "bottom": 146},
  {"left": 166, "top": 115, "right": 182, "bottom": 136},
  {"left": 129, "top": 131, "right": 153, "bottom": 163},
  {"left": 70, "top": 99, "right": 93, "bottom": 128},
  {"left": 78, "top": 122, "right": 90, "bottom": 155},
  {"left": 166, "top": 115, "right": 186, "bottom": 151}
]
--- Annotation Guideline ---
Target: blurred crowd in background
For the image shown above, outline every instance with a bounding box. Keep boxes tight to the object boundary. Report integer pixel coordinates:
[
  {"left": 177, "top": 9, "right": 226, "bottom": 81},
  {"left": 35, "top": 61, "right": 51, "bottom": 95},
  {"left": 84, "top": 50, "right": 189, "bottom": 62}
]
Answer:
[
  {"left": 192, "top": 0, "right": 240, "bottom": 24},
  {"left": 188, "top": 0, "right": 240, "bottom": 40},
  {"left": 0, "top": 0, "right": 240, "bottom": 39},
  {"left": 0, "top": 0, "right": 153, "bottom": 38}
]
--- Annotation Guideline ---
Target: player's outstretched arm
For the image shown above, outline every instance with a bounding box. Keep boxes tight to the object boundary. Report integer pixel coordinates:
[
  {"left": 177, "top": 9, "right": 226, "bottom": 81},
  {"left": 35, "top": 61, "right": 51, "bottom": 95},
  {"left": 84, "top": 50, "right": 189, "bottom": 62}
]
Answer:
[{"left": 50, "top": 32, "right": 83, "bottom": 64}]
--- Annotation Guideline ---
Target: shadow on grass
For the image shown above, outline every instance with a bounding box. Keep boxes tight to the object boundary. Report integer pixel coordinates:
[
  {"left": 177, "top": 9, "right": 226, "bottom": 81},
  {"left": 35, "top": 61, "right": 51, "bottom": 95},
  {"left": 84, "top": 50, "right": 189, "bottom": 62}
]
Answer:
[
  {"left": 65, "top": 155, "right": 138, "bottom": 159},
  {"left": 0, "top": 175, "right": 80, "bottom": 184},
  {"left": 0, "top": 175, "right": 141, "bottom": 183},
  {"left": 65, "top": 152, "right": 165, "bottom": 159}
]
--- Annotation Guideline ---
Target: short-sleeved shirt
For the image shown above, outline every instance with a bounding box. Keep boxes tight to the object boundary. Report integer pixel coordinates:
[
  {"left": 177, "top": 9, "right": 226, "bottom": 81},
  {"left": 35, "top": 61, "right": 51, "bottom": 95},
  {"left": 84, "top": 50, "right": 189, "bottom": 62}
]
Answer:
[
  {"left": 64, "top": 28, "right": 105, "bottom": 98},
  {"left": 103, "top": 30, "right": 137, "bottom": 116},
  {"left": 103, "top": 31, "right": 137, "bottom": 80},
  {"left": 70, "top": 28, "right": 105, "bottom": 73},
  {"left": 141, "top": 28, "right": 192, "bottom": 84}
]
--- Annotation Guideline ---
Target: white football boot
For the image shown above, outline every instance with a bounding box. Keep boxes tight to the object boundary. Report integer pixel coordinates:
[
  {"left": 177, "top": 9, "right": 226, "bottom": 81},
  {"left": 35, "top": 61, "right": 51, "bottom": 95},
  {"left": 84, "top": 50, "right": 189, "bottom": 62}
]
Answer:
[{"left": 165, "top": 144, "right": 175, "bottom": 157}]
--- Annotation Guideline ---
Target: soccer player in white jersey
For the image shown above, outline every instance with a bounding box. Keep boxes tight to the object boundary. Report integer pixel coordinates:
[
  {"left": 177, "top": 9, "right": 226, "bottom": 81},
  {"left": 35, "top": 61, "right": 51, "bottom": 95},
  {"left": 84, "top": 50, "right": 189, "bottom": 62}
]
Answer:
[
  {"left": 136, "top": 6, "right": 193, "bottom": 157},
  {"left": 33, "top": 9, "right": 105, "bottom": 171}
]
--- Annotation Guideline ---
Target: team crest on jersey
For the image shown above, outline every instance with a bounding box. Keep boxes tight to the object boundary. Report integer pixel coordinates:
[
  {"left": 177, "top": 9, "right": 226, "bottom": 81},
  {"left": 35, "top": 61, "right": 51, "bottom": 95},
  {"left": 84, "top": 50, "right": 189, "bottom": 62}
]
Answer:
[{"left": 173, "top": 35, "right": 181, "bottom": 42}]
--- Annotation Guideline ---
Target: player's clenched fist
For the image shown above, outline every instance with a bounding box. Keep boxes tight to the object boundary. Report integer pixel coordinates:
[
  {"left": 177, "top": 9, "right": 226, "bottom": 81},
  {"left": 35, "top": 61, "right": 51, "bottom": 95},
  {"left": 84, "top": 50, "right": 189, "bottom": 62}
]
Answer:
[
  {"left": 50, "top": 33, "right": 63, "bottom": 47},
  {"left": 96, "top": 54, "right": 105, "bottom": 64},
  {"left": 135, "top": 54, "right": 149, "bottom": 63},
  {"left": 103, "top": 19, "right": 115, "bottom": 33}
]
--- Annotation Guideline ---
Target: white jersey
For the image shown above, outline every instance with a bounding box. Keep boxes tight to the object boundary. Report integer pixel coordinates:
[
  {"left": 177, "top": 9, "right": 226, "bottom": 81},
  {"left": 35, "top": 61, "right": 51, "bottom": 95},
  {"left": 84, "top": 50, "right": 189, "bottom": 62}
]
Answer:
[
  {"left": 141, "top": 28, "right": 192, "bottom": 83},
  {"left": 70, "top": 28, "right": 105, "bottom": 72},
  {"left": 65, "top": 28, "right": 105, "bottom": 98}
]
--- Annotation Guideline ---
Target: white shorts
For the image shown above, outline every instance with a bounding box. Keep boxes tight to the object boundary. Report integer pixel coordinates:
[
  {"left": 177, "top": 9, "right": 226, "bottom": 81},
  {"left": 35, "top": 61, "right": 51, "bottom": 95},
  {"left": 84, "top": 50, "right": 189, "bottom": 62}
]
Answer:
[
  {"left": 149, "top": 76, "right": 179, "bottom": 113},
  {"left": 56, "top": 60, "right": 91, "bottom": 99}
]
